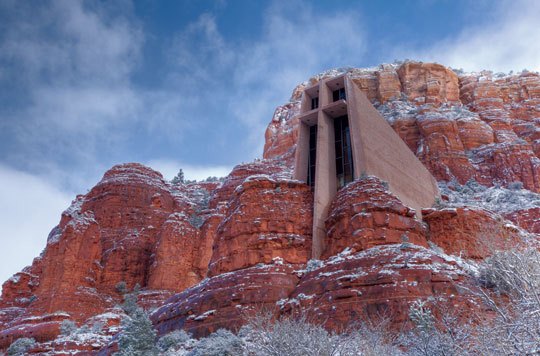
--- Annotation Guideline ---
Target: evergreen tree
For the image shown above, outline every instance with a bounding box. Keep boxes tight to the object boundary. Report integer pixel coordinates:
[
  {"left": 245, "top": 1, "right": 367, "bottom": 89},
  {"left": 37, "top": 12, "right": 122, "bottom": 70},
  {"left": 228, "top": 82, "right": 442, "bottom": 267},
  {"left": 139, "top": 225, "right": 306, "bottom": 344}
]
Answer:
[
  {"left": 116, "top": 308, "right": 157, "bottom": 356},
  {"left": 171, "top": 169, "right": 185, "bottom": 184}
]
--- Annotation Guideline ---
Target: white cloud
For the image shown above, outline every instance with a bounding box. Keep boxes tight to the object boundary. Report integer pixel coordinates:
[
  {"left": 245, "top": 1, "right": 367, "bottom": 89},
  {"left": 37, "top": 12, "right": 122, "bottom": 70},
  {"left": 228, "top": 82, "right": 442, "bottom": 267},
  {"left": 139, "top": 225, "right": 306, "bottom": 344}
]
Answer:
[
  {"left": 398, "top": 0, "right": 540, "bottom": 72},
  {"left": 0, "top": 0, "right": 145, "bottom": 182},
  {"left": 147, "top": 159, "right": 232, "bottom": 182},
  {"left": 0, "top": 165, "right": 73, "bottom": 291},
  {"left": 0, "top": 0, "right": 141, "bottom": 86}
]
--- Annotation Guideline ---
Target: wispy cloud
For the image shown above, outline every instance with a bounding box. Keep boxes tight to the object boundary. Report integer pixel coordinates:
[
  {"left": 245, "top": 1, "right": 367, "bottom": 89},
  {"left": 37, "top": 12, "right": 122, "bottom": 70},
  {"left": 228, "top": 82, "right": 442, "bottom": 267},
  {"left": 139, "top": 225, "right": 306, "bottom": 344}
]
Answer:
[
  {"left": 397, "top": 0, "right": 540, "bottom": 72},
  {"left": 165, "top": 1, "right": 367, "bottom": 157},
  {"left": 0, "top": 0, "right": 143, "bottom": 187},
  {"left": 0, "top": 164, "right": 72, "bottom": 288}
]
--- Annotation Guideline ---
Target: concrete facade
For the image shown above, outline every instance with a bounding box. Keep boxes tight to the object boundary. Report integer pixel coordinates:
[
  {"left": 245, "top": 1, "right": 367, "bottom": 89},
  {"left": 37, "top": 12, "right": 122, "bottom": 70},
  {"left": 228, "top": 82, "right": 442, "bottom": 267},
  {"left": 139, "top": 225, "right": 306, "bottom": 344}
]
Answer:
[{"left": 294, "top": 74, "right": 440, "bottom": 259}]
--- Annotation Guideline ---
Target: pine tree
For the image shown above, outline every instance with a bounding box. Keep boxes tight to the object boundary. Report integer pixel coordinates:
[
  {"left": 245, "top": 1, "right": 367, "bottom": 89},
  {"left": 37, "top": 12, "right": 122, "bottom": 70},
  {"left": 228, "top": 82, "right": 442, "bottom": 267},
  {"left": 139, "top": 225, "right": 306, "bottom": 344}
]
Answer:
[
  {"left": 116, "top": 308, "right": 157, "bottom": 356},
  {"left": 171, "top": 169, "right": 185, "bottom": 184}
]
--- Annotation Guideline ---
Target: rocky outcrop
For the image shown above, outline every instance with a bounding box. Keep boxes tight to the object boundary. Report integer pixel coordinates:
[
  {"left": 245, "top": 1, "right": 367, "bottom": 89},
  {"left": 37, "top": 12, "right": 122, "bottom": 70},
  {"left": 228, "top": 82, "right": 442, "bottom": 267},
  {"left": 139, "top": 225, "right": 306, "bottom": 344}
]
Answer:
[
  {"left": 209, "top": 160, "right": 291, "bottom": 211},
  {"left": 152, "top": 261, "right": 300, "bottom": 338},
  {"left": 323, "top": 177, "right": 427, "bottom": 259},
  {"left": 263, "top": 103, "right": 301, "bottom": 166},
  {"left": 147, "top": 213, "right": 202, "bottom": 291},
  {"left": 208, "top": 175, "right": 312, "bottom": 276},
  {"left": 423, "top": 207, "right": 523, "bottom": 259},
  {"left": 153, "top": 244, "right": 478, "bottom": 337},
  {"left": 397, "top": 62, "right": 460, "bottom": 105},
  {"left": 0, "top": 163, "right": 215, "bottom": 349},
  {"left": 503, "top": 207, "right": 540, "bottom": 234},
  {"left": 0, "top": 313, "right": 71, "bottom": 351},
  {"left": 280, "top": 245, "right": 477, "bottom": 331}
]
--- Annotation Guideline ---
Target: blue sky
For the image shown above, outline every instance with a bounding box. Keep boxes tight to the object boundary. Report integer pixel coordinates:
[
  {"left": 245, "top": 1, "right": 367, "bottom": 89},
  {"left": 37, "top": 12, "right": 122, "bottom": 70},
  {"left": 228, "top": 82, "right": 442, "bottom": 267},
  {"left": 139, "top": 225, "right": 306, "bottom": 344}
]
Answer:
[{"left": 1, "top": 0, "right": 539, "bottom": 286}]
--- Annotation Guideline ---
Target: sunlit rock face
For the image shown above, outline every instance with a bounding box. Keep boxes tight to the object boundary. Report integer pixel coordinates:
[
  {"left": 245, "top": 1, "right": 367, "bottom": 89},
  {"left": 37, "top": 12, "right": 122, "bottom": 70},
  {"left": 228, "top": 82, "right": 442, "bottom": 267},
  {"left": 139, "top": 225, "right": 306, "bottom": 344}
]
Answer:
[
  {"left": 3, "top": 61, "right": 540, "bottom": 354},
  {"left": 208, "top": 175, "right": 313, "bottom": 277}
]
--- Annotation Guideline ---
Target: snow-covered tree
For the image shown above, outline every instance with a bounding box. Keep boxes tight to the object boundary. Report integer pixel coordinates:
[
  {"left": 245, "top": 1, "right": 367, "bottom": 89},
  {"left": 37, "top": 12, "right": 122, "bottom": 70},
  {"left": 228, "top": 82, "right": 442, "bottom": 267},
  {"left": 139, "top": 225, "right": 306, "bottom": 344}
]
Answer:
[
  {"left": 243, "top": 312, "right": 401, "bottom": 356},
  {"left": 472, "top": 248, "right": 540, "bottom": 354},
  {"left": 116, "top": 308, "right": 157, "bottom": 356},
  {"left": 171, "top": 169, "right": 185, "bottom": 185}
]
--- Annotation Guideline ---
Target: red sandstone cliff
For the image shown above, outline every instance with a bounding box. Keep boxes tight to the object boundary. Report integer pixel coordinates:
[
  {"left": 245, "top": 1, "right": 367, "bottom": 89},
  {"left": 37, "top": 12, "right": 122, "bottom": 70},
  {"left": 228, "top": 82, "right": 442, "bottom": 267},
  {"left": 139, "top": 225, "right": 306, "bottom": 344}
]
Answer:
[{"left": 2, "top": 61, "right": 540, "bottom": 354}]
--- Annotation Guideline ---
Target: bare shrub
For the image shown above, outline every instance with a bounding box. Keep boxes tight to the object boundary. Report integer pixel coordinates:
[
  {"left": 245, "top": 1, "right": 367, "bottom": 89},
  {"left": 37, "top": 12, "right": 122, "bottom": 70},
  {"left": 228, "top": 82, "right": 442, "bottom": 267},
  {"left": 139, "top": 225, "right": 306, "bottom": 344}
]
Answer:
[
  {"left": 243, "top": 311, "right": 401, "bottom": 356},
  {"left": 404, "top": 248, "right": 540, "bottom": 355},
  {"left": 402, "top": 300, "right": 475, "bottom": 356},
  {"left": 472, "top": 248, "right": 540, "bottom": 354},
  {"left": 157, "top": 330, "right": 191, "bottom": 352}
]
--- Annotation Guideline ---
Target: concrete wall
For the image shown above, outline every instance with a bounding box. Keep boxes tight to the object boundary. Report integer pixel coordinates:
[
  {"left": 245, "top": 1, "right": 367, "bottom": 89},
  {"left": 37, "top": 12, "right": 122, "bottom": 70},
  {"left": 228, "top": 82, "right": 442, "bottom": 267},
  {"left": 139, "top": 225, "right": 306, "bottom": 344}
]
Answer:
[
  {"left": 345, "top": 76, "right": 439, "bottom": 216},
  {"left": 293, "top": 122, "right": 310, "bottom": 182},
  {"left": 312, "top": 110, "right": 336, "bottom": 258}
]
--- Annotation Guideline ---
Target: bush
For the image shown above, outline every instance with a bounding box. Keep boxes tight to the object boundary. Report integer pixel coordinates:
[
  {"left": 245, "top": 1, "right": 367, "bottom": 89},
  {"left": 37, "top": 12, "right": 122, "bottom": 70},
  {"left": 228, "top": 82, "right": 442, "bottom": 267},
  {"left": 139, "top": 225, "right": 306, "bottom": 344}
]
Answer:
[
  {"left": 188, "top": 329, "right": 244, "bottom": 356},
  {"left": 171, "top": 169, "right": 185, "bottom": 184},
  {"left": 508, "top": 181, "right": 524, "bottom": 190},
  {"left": 91, "top": 320, "right": 104, "bottom": 333},
  {"left": 244, "top": 313, "right": 401, "bottom": 356},
  {"left": 473, "top": 248, "right": 540, "bottom": 354},
  {"left": 157, "top": 330, "right": 191, "bottom": 352},
  {"left": 247, "top": 316, "right": 337, "bottom": 356},
  {"left": 305, "top": 259, "right": 324, "bottom": 272},
  {"left": 7, "top": 337, "right": 36, "bottom": 355},
  {"left": 402, "top": 300, "right": 474, "bottom": 356},
  {"left": 120, "top": 284, "right": 141, "bottom": 316},
  {"left": 115, "top": 281, "right": 128, "bottom": 294},
  {"left": 478, "top": 248, "right": 540, "bottom": 298},
  {"left": 60, "top": 319, "right": 77, "bottom": 336},
  {"left": 402, "top": 248, "right": 540, "bottom": 355}
]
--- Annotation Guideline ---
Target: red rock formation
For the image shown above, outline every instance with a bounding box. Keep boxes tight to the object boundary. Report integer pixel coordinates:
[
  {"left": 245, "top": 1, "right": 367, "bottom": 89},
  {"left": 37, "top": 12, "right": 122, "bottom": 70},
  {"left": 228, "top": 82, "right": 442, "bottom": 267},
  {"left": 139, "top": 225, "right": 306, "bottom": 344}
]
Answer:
[
  {"left": 152, "top": 262, "right": 300, "bottom": 338},
  {"left": 4, "top": 61, "right": 540, "bottom": 353},
  {"left": 0, "top": 313, "right": 69, "bottom": 350},
  {"left": 397, "top": 62, "right": 460, "bottom": 105},
  {"left": 25, "top": 312, "right": 121, "bottom": 355},
  {"left": 415, "top": 112, "right": 477, "bottom": 183},
  {"left": 472, "top": 142, "right": 540, "bottom": 191},
  {"left": 0, "top": 163, "right": 214, "bottom": 349},
  {"left": 208, "top": 175, "right": 312, "bottom": 276},
  {"left": 323, "top": 177, "right": 427, "bottom": 259},
  {"left": 423, "top": 207, "right": 523, "bottom": 259},
  {"left": 281, "top": 245, "right": 477, "bottom": 331},
  {"left": 147, "top": 213, "right": 202, "bottom": 291},
  {"left": 209, "top": 160, "right": 290, "bottom": 210},
  {"left": 263, "top": 103, "right": 301, "bottom": 166},
  {"left": 503, "top": 207, "right": 540, "bottom": 234}
]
